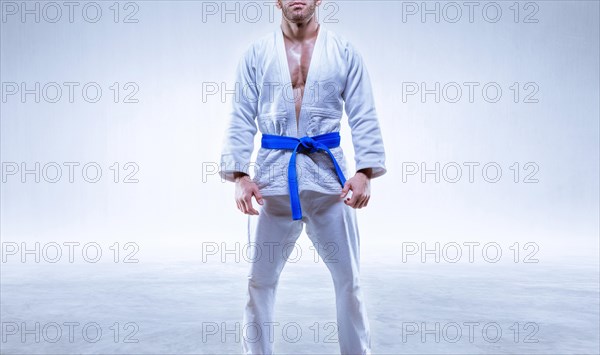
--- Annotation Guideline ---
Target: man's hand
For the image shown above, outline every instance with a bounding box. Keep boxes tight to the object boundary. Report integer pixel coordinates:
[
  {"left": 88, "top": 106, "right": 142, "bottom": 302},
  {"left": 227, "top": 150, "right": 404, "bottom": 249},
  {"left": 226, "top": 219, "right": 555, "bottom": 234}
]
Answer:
[
  {"left": 340, "top": 168, "right": 372, "bottom": 209},
  {"left": 234, "top": 173, "right": 264, "bottom": 215}
]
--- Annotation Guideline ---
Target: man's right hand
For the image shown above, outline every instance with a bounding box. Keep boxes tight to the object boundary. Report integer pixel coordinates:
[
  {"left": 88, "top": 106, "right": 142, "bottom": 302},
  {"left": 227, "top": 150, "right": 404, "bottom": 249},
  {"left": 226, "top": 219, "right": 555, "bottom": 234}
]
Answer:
[{"left": 234, "top": 173, "right": 264, "bottom": 215}]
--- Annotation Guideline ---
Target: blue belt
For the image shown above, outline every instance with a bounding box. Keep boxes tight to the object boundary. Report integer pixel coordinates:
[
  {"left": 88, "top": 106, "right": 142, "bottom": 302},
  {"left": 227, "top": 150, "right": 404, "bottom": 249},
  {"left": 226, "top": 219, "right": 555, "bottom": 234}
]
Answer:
[{"left": 261, "top": 132, "right": 346, "bottom": 220}]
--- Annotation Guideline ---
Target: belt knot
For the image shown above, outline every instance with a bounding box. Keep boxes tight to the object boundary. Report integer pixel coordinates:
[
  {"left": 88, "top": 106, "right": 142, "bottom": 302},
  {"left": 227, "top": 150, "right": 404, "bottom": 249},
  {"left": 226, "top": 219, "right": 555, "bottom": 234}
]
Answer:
[{"left": 298, "top": 136, "right": 318, "bottom": 153}]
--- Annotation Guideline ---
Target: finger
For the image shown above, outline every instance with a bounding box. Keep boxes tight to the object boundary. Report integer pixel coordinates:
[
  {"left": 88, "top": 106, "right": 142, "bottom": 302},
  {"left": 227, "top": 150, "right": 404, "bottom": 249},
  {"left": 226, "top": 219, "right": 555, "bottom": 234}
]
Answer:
[
  {"left": 239, "top": 197, "right": 249, "bottom": 214},
  {"left": 363, "top": 195, "right": 370, "bottom": 208},
  {"left": 245, "top": 196, "right": 259, "bottom": 215},
  {"left": 355, "top": 195, "right": 366, "bottom": 209},
  {"left": 345, "top": 191, "right": 361, "bottom": 208},
  {"left": 356, "top": 195, "right": 366, "bottom": 209},
  {"left": 344, "top": 189, "right": 354, "bottom": 203},
  {"left": 340, "top": 181, "right": 351, "bottom": 198},
  {"left": 238, "top": 200, "right": 246, "bottom": 213},
  {"left": 236, "top": 196, "right": 246, "bottom": 212},
  {"left": 254, "top": 189, "right": 264, "bottom": 206},
  {"left": 359, "top": 194, "right": 370, "bottom": 208}
]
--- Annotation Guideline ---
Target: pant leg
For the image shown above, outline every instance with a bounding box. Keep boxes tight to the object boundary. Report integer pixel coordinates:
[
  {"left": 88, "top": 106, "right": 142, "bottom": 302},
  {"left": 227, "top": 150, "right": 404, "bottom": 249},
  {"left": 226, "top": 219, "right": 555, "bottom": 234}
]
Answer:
[
  {"left": 243, "top": 194, "right": 304, "bottom": 354},
  {"left": 302, "top": 190, "right": 372, "bottom": 355}
]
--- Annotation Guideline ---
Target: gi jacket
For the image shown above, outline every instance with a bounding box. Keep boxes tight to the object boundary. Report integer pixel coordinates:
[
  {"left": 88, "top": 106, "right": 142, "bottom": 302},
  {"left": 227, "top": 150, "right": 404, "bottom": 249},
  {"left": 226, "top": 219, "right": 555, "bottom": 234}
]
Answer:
[{"left": 219, "top": 26, "right": 387, "bottom": 196}]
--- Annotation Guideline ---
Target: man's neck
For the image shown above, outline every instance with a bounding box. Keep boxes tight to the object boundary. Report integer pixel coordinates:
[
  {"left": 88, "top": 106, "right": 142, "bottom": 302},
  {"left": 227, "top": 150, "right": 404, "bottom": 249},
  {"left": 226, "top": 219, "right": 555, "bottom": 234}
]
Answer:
[{"left": 280, "top": 17, "right": 320, "bottom": 42}]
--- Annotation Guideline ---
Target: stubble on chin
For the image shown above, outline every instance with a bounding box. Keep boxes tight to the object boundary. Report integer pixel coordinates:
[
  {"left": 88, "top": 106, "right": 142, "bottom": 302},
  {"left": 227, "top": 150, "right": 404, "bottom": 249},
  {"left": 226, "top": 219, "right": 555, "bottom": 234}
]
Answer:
[{"left": 283, "top": 4, "right": 316, "bottom": 23}]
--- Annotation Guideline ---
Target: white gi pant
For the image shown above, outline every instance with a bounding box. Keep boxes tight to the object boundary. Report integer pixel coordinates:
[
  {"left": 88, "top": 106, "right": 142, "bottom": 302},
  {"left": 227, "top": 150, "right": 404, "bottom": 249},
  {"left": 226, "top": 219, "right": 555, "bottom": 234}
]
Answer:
[{"left": 242, "top": 189, "right": 371, "bottom": 355}]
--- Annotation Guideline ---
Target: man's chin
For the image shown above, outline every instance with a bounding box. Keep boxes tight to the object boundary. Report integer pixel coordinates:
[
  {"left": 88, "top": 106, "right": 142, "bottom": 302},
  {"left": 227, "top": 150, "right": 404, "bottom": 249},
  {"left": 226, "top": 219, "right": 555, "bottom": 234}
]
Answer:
[{"left": 285, "top": 9, "right": 313, "bottom": 22}]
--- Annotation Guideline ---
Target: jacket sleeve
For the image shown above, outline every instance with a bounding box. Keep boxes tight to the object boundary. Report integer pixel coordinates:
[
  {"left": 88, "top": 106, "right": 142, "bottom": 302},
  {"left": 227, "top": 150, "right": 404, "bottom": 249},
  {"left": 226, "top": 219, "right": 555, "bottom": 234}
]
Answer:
[
  {"left": 341, "top": 42, "right": 387, "bottom": 179},
  {"left": 219, "top": 45, "right": 259, "bottom": 182}
]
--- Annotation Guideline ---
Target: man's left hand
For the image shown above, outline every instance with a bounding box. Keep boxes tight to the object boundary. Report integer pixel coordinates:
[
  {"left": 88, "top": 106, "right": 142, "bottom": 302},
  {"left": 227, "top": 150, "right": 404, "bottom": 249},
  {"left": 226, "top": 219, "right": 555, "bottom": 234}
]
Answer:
[{"left": 340, "top": 169, "right": 372, "bottom": 209}]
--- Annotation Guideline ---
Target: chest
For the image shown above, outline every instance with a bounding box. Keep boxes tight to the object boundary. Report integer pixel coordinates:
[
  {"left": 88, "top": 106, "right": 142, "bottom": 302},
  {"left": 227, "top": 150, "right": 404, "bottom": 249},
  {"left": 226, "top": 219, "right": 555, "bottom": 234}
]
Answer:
[{"left": 283, "top": 37, "right": 316, "bottom": 88}]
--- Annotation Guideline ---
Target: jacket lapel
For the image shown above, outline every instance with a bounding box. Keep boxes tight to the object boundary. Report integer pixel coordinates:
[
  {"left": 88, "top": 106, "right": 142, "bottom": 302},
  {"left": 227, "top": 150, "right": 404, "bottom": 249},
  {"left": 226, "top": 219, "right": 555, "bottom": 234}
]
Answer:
[{"left": 275, "top": 25, "right": 325, "bottom": 138}]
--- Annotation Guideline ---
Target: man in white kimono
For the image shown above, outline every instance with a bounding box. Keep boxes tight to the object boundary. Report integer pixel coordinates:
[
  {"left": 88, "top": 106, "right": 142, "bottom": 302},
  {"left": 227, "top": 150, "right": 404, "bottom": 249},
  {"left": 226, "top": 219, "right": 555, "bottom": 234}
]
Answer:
[{"left": 219, "top": 1, "right": 386, "bottom": 354}]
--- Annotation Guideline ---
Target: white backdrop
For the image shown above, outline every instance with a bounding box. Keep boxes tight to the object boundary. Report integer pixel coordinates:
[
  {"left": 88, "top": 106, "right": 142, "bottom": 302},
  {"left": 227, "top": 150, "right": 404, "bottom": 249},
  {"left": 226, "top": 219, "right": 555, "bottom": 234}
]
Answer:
[{"left": 1, "top": 1, "right": 598, "bottom": 261}]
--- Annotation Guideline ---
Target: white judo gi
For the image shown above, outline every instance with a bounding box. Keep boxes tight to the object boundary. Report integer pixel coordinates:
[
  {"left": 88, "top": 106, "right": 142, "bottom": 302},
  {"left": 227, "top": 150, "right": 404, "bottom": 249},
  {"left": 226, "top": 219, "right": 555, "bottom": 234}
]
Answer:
[{"left": 219, "top": 25, "right": 386, "bottom": 355}]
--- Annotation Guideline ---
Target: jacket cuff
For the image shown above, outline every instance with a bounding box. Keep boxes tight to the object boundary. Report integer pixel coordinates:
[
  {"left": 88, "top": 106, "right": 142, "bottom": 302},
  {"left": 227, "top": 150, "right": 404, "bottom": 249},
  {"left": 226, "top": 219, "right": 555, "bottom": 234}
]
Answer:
[
  {"left": 219, "top": 154, "right": 251, "bottom": 182},
  {"left": 355, "top": 162, "right": 387, "bottom": 179}
]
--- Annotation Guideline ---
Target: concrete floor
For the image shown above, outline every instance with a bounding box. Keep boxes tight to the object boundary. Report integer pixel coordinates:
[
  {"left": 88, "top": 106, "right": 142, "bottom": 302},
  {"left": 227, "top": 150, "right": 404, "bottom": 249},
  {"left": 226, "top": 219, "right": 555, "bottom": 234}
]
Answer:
[{"left": 1, "top": 259, "right": 598, "bottom": 354}]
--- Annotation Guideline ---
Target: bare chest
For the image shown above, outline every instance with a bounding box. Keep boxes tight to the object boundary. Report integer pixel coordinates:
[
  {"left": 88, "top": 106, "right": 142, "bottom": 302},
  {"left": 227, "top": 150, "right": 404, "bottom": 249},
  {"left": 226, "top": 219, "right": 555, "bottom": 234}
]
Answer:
[
  {"left": 283, "top": 36, "right": 317, "bottom": 123},
  {"left": 283, "top": 39, "right": 315, "bottom": 89}
]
